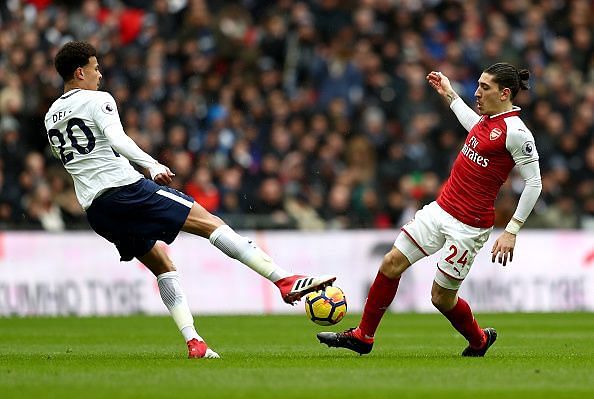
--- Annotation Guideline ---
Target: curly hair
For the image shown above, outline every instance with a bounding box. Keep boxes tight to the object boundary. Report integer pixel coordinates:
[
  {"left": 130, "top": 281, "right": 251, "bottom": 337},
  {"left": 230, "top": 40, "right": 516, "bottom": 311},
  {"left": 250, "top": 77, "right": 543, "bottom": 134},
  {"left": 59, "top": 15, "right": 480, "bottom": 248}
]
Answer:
[{"left": 54, "top": 41, "right": 97, "bottom": 82}]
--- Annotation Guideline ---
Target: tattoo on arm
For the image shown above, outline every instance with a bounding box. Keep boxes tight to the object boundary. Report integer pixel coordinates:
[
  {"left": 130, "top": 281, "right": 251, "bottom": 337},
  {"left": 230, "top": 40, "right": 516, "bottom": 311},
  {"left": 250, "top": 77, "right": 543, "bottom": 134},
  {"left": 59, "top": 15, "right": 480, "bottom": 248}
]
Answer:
[{"left": 446, "top": 92, "right": 459, "bottom": 104}]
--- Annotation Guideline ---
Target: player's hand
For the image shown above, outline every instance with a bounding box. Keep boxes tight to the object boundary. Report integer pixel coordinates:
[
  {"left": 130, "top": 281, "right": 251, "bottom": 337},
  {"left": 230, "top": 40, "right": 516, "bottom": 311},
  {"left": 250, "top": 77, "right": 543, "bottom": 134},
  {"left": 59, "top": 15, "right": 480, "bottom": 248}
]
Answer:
[
  {"left": 491, "top": 231, "right": 516, "bottom": 266},
  {"left": 426, "top": 71, "right": 453, "bottom": 98},
  {"left": 149, "top": 164, "right": 175, "bottom": 185},
  {"left": 154, "top": 168, "right": 175, "bottom": 185}
]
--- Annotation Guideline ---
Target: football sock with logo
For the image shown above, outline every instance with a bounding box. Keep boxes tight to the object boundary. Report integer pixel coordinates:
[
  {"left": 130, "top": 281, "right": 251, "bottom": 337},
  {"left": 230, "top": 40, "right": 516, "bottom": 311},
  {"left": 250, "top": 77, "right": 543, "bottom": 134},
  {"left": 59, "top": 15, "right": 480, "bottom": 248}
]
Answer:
[
  {"left": 209, "top": 225, "right": 291, "bottom": 282},
  {"left": 357, "top": 271, "right": 401, "bottom": 340},
  {"left": 157, "top": 271, "right": 201, "bottom": 342},
  {"left": 441, "top": 297, "right": 485, "bottom": 348}
]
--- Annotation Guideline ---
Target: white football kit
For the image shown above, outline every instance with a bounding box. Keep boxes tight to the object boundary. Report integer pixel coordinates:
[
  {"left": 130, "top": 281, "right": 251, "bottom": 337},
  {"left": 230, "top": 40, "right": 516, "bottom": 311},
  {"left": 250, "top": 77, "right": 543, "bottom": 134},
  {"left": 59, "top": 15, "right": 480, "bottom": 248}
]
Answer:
[{"left": 44, "top": 89, "right": 145, "bottom": 209}]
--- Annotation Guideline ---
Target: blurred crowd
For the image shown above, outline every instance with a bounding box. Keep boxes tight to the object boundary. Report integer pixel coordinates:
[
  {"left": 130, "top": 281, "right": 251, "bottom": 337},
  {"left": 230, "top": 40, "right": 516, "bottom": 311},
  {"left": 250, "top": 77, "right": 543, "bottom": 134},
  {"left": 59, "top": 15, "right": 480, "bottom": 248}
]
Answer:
[{"left": 0, "top": 0, "right": 593, "bottom": 231}]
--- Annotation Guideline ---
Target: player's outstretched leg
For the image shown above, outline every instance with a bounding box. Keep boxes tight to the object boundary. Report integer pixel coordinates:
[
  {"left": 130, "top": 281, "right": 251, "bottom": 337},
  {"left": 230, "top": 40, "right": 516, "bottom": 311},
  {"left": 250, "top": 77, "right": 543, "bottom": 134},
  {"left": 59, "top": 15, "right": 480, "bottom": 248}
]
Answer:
[
  {"left": 317, "top": 328, "right": 374, "bottom": 355},
  {"left": 208, "top": 224, "right": 335, "bottom": 304},
  {"left": 461, "top": 328, "right": 497, "bottom": 357},
  {"left": 274, "top": 274, "right": 337, "bottom": 304}
]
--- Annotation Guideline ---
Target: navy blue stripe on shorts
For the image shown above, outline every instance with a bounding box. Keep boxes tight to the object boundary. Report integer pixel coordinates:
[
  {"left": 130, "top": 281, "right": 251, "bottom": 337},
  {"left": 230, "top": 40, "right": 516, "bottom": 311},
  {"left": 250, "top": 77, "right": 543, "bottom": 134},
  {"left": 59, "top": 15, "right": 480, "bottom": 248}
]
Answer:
[{"left": 86, "top": 178, "right": 194, "bottom": 261}]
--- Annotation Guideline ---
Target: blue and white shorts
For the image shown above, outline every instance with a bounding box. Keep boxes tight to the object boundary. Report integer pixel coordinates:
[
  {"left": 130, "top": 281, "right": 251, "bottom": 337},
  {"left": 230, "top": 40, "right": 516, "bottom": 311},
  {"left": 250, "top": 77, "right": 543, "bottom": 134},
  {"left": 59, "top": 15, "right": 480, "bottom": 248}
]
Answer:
[{"left": 86, "top": 178, "right": 194, "bottom": 261}]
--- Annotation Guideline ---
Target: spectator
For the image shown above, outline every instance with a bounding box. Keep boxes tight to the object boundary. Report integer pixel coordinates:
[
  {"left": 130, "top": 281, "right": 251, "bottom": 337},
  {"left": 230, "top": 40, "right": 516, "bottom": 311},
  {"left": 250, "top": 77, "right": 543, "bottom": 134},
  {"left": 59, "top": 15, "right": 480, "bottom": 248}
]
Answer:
[
  {"left": 0, "top": 0, "right": 592, "bottom": 231},
  {"left": 185, "top": 166, "right": 220, "bottom": 213}
]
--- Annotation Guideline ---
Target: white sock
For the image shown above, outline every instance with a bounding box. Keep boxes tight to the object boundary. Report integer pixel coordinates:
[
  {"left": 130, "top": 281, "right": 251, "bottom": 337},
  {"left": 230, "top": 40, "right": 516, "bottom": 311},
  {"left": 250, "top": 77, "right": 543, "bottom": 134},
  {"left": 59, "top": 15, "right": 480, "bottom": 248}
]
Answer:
[
  {"left": 209, "top": 225, "right": 291, "bottom": 282},
  {"left": 181, "top": 326, "right": 203, "bottom": 342},
  {"left": 157, "top": 271, "right": 201, "bottom": 342}
]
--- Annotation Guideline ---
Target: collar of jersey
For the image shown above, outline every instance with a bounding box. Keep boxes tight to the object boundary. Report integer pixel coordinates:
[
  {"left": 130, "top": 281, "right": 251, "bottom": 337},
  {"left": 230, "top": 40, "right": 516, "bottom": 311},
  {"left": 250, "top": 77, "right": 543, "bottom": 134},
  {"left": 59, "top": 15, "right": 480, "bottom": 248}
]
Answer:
[
  {"left": 60, "top": 88, "right": 82, "bottom": 99},
  {"left": 487, "top": 106, "right": 521, "bottom": 120}
]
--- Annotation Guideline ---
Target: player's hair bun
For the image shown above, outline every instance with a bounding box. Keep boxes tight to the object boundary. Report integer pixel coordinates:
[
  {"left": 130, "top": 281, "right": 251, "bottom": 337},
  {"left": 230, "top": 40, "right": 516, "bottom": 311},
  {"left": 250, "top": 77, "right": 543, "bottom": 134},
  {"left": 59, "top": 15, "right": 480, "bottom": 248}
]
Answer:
[{"left": 518, "top": 69, "right": 530, "bottom": 90}]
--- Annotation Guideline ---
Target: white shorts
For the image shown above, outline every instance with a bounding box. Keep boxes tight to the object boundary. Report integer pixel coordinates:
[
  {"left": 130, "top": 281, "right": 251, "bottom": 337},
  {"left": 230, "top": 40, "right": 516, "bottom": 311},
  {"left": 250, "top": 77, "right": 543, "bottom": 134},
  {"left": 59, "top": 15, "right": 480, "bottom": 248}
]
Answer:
[{"left": 394, "top": 202, "right": 492, "bottom": 290}]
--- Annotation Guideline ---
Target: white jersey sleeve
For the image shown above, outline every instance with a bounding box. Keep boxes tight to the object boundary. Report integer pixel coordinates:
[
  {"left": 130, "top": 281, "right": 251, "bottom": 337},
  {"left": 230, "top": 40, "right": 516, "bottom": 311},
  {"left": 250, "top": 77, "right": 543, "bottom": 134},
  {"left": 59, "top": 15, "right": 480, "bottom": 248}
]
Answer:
[
  {"left": 91, "top": 91, "right": 122, "bottom": 133},
  {"left": 88, "top": 92, "right": 163, "bottom": 174},
  {"left": 505, "top": 118, "right": 539, "bottom": 165},
  {"left": 103, "top": 124, "right": 166, "bottom": 177},
  {"left": 450, "top": 97, "right": 481, "bottom": 132},
  {"left": 505, "top": 117, "right": 542, "bottom": 224},
  {"left": 44, "top": 89, "right": 143, "bottom": 210}
]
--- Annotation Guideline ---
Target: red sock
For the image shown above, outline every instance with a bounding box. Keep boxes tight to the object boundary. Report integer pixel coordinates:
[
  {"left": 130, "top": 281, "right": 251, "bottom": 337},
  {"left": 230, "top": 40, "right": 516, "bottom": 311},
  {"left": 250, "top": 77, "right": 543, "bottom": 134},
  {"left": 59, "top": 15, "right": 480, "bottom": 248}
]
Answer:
[
  {"left": 357, "top": 271, "right": 400, "bottom": 339},
  {"left": 442, "top": 297, "right": 485, "bottom": 348}
]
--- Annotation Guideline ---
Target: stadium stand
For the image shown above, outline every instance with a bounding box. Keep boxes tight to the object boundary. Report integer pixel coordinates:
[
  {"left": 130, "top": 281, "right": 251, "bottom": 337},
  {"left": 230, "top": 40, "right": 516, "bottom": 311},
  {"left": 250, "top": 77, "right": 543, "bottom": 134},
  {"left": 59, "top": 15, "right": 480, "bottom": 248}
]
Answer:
[{"left": 0, "top": 0, "right": 592, "bottom": 231}]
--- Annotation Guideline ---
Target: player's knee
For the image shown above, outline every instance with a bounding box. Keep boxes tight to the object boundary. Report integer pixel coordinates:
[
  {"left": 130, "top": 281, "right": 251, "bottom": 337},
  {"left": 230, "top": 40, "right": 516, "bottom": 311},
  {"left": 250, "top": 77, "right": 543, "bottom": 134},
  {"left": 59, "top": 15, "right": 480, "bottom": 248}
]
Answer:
[
  {"left": 162, "top": 262, "right": 176, "bottom": 273},
  {"left": 154, "top": 256, "right": 176, "bottom": 274},
  {"left": 431, "top": 294, "right": 446, "bottom": 311},
  {"left": 208, "top": 212, "right": 224, "bottom": 226},
  {"left": 183, "top": 204, "right": 225, "bottom": 237},
  {"left": 431, "top": 285, "right": 456, "bottom": 312},
  {"left": 380, "top": 248, "right": 409, "bottom": 279}
]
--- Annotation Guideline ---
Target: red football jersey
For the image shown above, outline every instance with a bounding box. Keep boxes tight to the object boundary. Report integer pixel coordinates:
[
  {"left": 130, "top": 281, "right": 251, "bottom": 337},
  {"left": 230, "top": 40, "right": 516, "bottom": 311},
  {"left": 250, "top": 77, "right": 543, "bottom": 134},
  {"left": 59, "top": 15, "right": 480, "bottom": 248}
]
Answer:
[{"left": 437, "top": 108, "right": 537, "bottom": 227}]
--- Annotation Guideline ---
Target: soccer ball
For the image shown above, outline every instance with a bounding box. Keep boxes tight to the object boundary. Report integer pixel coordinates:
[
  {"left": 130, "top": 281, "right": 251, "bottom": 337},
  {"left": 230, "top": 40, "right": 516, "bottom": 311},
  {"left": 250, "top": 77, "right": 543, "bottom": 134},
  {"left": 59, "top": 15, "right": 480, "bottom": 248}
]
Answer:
[{"left": 304, "top": 286, "right": 347, "bottom": 326}]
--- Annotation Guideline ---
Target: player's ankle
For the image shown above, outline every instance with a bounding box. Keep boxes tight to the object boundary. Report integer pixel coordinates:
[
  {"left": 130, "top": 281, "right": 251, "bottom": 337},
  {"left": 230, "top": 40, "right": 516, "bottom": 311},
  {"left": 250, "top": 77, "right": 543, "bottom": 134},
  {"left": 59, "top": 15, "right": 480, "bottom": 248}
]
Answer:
[
  {"left": 470, "top": 330, "right": 487, "bottom": 350},
  {"left": 354, "top": 327, "right": 375, "bottom": 344},
  {"left": 269, "top": 273, "right": 285, "bottom": 283},
  {"left": 274, "top": 274, "right": 299, "bottom": 286}
]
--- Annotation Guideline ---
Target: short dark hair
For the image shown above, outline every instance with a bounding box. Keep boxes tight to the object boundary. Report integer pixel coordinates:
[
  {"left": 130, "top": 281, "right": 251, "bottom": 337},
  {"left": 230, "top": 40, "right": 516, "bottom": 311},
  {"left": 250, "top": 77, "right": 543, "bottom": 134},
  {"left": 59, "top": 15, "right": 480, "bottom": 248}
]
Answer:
[
  {"left": 483, "top": 62, "right": 530, "bottom": 100},
  {"left": 54, "top": 41, "right": 97, "bottom": 82}
]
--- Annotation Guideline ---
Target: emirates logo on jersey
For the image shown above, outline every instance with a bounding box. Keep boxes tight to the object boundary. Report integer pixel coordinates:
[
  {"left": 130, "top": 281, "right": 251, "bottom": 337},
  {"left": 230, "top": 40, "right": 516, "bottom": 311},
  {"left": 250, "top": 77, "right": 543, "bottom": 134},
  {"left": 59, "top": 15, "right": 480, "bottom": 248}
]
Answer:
[{"left": 489, "top": 128, "right": 503, "bottom": 140}]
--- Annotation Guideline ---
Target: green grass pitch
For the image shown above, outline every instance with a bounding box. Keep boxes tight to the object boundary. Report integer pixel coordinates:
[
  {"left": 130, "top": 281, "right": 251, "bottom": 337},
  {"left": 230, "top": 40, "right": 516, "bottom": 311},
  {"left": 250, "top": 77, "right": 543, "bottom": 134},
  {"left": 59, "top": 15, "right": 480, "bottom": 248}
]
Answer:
[{"left": 1, "top": 313, "right": 593, "bottom": 399}]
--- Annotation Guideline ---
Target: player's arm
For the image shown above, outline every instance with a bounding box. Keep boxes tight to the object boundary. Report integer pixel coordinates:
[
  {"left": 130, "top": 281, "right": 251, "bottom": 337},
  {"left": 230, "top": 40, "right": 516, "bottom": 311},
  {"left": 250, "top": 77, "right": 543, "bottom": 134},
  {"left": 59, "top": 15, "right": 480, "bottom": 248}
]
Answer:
[
  {"left": 504, "top": 161, "right": 542, "bottom": 233},
  {"left": 491, "top": 129, "right": 542, "bottom": 266},
  {"left": 93, "top": 92, "right": 173, "bottom": 185},
  {"left": 104, "top": 124, "right": 174, "bottom": 185},
  {"left": 426, "top": 71, "right": 480, "bottom": 131}
]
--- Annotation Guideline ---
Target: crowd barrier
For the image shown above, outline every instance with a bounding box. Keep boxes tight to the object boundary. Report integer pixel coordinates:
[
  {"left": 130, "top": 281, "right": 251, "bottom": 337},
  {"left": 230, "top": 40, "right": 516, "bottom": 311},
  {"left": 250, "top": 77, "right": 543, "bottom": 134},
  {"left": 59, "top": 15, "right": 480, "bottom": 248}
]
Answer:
[{"left": 1, "top": 230, "right": 592, "bottom": 316}]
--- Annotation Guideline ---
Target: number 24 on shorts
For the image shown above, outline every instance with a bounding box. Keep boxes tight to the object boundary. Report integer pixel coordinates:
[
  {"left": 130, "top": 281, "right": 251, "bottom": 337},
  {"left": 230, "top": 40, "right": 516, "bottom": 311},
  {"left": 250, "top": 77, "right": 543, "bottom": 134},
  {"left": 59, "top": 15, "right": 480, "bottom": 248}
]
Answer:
[{"left": 444, "top": 245, "right": 469, "bottom": 276}]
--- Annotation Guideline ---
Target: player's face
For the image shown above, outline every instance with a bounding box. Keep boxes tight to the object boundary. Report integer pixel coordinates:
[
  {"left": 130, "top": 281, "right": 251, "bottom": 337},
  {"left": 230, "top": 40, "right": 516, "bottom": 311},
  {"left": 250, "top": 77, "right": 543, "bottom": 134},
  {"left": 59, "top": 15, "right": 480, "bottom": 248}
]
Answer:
[
  {"left": 474, "top": 72, "right": 509, "bottom": 116},
  {"left": 78, "top": 56, "right": 102, "bottom": 90}
]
